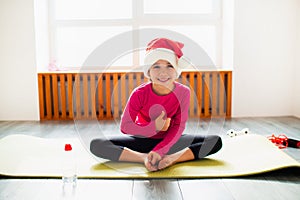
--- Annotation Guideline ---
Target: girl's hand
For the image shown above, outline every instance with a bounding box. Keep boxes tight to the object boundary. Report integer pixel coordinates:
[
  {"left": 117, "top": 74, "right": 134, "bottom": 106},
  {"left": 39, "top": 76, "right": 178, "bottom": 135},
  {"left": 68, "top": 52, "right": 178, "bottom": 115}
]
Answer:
[
  {"left": 144, "top": 151, "right": 161, "bottom": 171},
  {"left": 155, "top": 111, "right": 171, "bottom": 131}
]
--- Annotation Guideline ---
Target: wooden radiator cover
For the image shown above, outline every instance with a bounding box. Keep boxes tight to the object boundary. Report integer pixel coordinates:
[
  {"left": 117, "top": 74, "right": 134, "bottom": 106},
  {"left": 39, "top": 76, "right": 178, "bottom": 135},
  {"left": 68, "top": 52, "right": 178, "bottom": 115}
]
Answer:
[{"left": 38, "top": 70, "right": 232, "bottom": 120}]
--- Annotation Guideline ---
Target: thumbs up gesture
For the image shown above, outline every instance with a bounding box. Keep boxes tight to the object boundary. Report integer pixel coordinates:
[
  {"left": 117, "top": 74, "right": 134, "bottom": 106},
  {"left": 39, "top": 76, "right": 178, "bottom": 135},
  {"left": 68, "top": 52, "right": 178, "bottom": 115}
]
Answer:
[{"left": 155, "top": 111, "right": 171, "bottom": 131}]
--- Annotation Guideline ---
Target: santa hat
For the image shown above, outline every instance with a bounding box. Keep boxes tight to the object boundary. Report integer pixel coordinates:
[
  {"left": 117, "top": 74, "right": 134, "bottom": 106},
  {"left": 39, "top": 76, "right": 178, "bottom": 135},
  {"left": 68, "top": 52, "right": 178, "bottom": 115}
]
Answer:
[{"left": 143, "top": 38, "right": 189, "bottom": 78}]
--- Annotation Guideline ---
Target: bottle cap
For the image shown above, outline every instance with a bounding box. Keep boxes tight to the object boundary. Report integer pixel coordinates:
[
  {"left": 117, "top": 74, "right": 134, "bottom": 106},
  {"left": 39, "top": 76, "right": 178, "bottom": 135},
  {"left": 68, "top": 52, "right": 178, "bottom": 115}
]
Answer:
[{"left": 64, "top": 144, "right": 72, "bottom": 151}]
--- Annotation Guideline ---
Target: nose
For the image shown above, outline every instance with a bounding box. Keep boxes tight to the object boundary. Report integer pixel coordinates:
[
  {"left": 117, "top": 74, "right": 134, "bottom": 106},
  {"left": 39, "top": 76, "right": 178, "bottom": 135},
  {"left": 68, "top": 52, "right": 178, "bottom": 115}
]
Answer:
[{"left": 158, "top": 67, "right": 168, "bottom": 75}]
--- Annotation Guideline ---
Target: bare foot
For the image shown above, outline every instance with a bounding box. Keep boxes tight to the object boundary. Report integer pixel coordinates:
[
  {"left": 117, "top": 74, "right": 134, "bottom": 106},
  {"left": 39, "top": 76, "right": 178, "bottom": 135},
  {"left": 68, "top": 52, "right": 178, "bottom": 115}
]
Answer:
[
  {"left": 144, "top": 157, "right": 158, "bottom": 172},
  {"left": 157, "top": 148, "right": 195, "bottom": 170},
  {"left": 157, "top": 154, "right": 177, "bottom": 170}
]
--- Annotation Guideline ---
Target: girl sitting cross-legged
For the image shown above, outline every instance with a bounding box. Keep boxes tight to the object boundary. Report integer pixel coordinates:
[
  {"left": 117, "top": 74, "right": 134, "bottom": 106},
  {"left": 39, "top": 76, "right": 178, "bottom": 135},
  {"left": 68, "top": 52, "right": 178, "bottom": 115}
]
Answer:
[{"left": 90, "top": 38, "right": 222, "bottom": 172}]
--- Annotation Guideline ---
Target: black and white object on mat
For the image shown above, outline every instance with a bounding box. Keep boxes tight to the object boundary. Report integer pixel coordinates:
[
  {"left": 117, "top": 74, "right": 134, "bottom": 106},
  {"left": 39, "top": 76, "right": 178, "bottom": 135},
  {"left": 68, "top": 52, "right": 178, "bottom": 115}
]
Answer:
[{"left": 227, "top": 128, "right": 250, "bottom": 137}]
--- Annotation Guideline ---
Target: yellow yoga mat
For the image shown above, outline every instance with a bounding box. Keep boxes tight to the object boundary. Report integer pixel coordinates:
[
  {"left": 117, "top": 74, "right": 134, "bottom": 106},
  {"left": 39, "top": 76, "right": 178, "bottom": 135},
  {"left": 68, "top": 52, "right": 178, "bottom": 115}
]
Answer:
[{"left": 0, "top": 134, "right": 299, "bottom": 178}]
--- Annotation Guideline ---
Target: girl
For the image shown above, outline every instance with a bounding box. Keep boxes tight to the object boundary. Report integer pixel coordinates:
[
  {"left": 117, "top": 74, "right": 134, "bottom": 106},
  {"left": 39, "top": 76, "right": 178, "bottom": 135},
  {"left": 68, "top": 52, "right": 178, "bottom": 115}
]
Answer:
[{"left": 90, "top": 38, "right": 222, "bottom": 171}]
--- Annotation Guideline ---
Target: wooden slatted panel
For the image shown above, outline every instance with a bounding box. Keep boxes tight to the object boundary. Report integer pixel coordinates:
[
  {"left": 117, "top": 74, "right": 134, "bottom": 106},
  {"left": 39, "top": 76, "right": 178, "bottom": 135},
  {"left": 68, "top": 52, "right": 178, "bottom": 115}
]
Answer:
[
  {"left": 196, "top": 72, "right": 202, "bottom": 117},
  {"left": 82, "top": 74, "right": 89, "bottom": 118},
  {"left": 219, "top": 72, "right": 226, "bottom": 117},
  {"left": 75, "top": 74, "right": 81, "bottom": 119},
  {"left": 97, "top": 74, "right": 104, "bottom": 119},
  {"left": 204, "top": 73, "right": 210, "bottom": 117},
  {"left": 60, "top": 74, "right": 67, "bottom": 119},
  {"left": 38, "top": 70, "right": 232, "bottom": 120},
  {"left": 136, "top": 73, "right": 142, "bottom": 87},
  {"left": 90, "top": 74, "right": 97, "bottom": 119},
  {"left": 144, "top": 74, "right": 149, "bottom": 83},
  {"left": 38, "top": 74, "right": 45, "bottom": 119},
  {"left": 128, "top": 73, "right": 134, "bottom": 95},
  {"left": 181, "top": 72, "right": 190, "bottom": 116},
  {"left": 105, "top": 74, "right": 112, "bottom": 119},
  {"left": 211, "top": 72, "right": 218, "bottom": 117},
  {"left": 113, "top": 73, "right": 119, "bottom": 118},
  {"left": 189, "top": 72, "right": 195, "bottom": 118},
  {"left": 45, "top": 74, "right": 52, "bottom": 120},
  {"left": 121, "top": 73, "right": 126, "bottom": 112},
  {"left": 52, "top": 74, "right": 59, "bottom": 119},
  {"left": 67, "top": 74, "right": 73, "bottom": 119}
]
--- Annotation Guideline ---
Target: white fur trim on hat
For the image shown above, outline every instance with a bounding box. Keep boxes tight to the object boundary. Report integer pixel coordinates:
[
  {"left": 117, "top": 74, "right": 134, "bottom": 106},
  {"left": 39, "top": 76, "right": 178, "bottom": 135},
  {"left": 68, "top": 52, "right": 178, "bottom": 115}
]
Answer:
[{"left": 144, "top": 48, "right": 185, "bottom": 78}]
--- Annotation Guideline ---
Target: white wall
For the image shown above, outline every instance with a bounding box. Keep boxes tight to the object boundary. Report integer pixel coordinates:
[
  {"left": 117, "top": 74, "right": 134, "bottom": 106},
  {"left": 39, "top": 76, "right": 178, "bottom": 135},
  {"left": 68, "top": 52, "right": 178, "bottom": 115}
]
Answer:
[
  {"left": 0, "top": 0, "right": 39, "bottom": 120},
  {"left": 293, "top": 2, "right": 300, "bottom": 118},
  {"left": 34, "top": 0, "right": 49, "bottom": 72},
  {"left": 233, "top": 0, "right": 299, "bottom": 117}
]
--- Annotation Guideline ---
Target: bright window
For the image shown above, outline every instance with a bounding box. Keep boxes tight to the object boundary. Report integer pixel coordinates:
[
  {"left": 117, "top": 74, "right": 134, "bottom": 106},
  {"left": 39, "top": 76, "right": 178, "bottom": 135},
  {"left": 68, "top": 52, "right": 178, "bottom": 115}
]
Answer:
[
  {"left": 56, "top": 26, "right": 132, "bottom": 67},
  {"left": 54, "top": 0, "right": 132, "bottom": 20},
  {"left": 144, "top": 0, "right": 214, "bottom": 14},
  {"left": 47, "top": 0, "right": 223, "bottom": 70}
]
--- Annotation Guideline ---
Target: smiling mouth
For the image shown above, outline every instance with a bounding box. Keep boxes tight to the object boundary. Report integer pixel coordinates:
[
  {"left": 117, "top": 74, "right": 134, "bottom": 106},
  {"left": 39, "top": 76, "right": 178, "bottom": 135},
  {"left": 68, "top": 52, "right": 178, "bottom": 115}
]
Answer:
[{"left": 157, "top": 78, "right": 170, "bottom": 83}]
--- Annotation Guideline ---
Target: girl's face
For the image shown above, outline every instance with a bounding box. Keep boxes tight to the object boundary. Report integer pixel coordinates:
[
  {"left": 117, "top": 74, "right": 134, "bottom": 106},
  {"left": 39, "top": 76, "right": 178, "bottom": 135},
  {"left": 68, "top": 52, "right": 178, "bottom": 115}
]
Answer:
[{"left": 148, "top": 60, "right": 177, "bottom": 92}]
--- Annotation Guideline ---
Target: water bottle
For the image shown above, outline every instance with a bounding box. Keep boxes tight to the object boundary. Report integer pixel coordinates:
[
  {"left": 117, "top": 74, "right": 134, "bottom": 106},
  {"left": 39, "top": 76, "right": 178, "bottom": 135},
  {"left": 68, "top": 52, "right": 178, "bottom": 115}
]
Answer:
[{"left": 62, "top": 144, "right": 77, "bottom": 186}]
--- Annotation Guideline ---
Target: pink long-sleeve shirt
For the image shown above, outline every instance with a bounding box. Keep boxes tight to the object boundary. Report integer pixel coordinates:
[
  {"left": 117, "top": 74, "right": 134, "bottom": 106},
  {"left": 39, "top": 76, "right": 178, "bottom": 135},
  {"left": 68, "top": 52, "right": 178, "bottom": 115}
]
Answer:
[{"left": 120, "top": 82, "right": 190, "bottom": 157}]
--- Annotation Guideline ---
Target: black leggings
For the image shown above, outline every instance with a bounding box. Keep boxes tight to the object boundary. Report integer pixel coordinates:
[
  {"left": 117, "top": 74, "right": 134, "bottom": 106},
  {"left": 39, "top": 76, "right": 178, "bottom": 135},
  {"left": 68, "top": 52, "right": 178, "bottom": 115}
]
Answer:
[{"left": 90, "top": 134, "right": 222, "bottom": 161}]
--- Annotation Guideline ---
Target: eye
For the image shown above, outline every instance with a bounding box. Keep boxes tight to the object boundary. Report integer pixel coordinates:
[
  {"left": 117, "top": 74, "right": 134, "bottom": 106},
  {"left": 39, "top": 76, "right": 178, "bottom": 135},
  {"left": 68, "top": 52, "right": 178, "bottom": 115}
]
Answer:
[
  {"left": 153, "top": 65, "right": 160, "bottom": 69},
  {"left": 167, "top": 65, "right": 174, "bottom": 69}
]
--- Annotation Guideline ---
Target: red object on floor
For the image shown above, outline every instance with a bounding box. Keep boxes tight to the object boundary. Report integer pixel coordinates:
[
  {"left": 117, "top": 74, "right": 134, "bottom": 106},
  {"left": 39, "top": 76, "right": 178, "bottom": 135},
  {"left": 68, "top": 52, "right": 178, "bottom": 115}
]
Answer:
[
  {"left": 267, "top": 134, "right": 288, "bottom": 149},
  {"left": 267, "top": 134, "right": 300, "bottom": 149}
]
